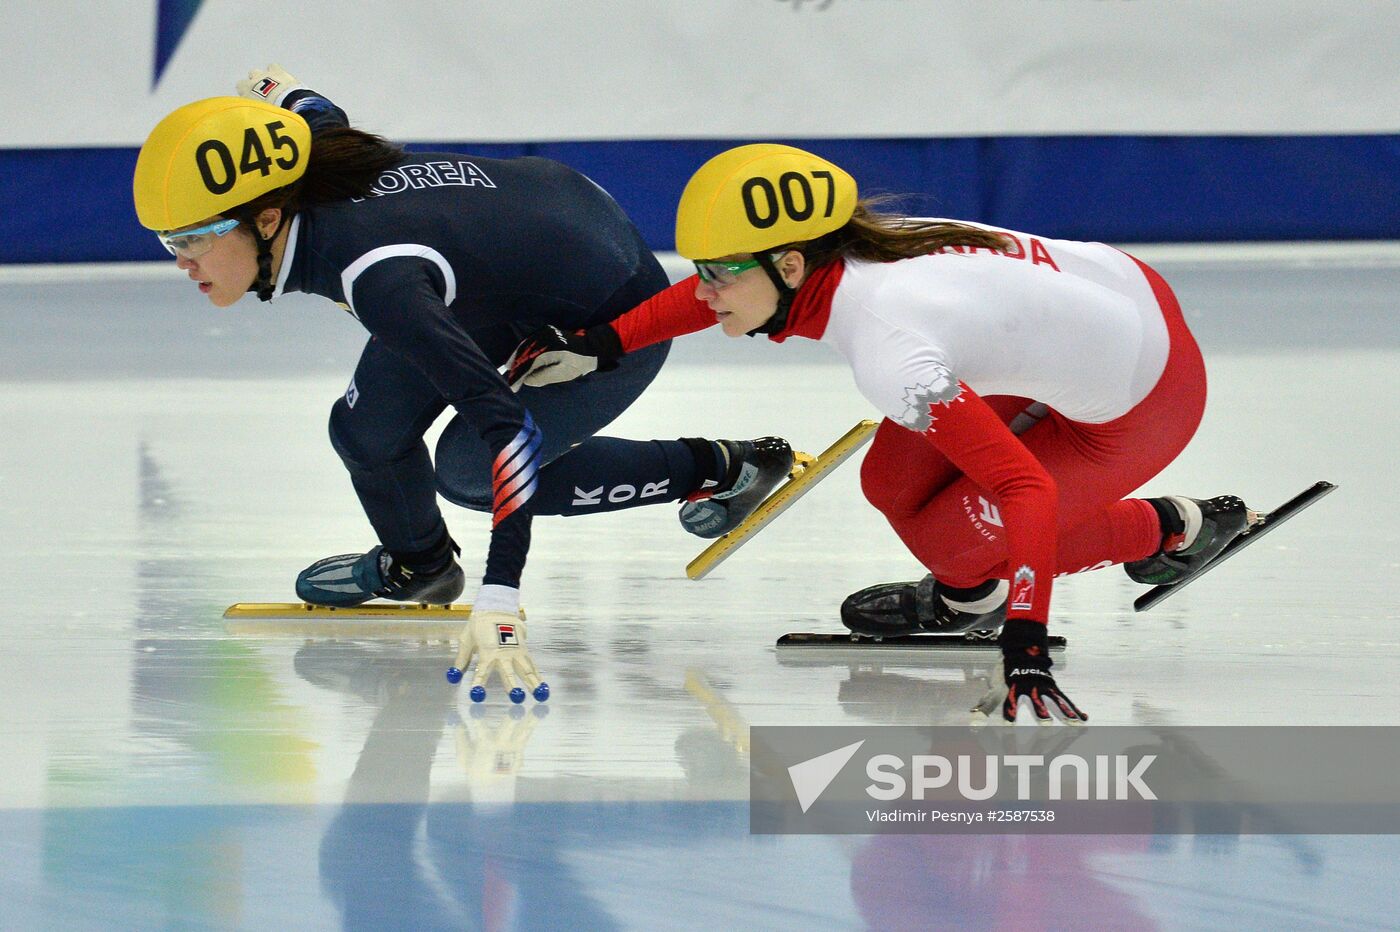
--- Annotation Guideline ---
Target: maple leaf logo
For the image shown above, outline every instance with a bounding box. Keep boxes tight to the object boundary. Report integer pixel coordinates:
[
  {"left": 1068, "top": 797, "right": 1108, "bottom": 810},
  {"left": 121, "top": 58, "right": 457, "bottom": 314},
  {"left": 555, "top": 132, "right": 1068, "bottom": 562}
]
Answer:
[{"left": 897, "top": 365, "right": 963, "bottom": 431}]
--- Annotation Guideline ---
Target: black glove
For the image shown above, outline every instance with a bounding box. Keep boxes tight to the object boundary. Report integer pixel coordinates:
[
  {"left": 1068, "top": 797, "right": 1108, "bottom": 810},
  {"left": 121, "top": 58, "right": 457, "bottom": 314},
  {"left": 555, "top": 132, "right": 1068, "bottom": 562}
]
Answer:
[
  {"left": 998, "top": 619, "right": 1087, "bottom": 723},
  {"left": 504, "top": 324, "right": 624, "bottom": 391}
]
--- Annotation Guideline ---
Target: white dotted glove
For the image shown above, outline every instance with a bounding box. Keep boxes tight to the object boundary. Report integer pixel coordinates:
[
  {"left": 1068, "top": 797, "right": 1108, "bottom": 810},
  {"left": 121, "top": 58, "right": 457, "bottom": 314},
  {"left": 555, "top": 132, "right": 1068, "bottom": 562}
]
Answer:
[
  {"left": 236, "top": 63, "right": 306, "bottom": 107},
  {"left": 447, "top": 610, "right": 549, "bottom": 704}
]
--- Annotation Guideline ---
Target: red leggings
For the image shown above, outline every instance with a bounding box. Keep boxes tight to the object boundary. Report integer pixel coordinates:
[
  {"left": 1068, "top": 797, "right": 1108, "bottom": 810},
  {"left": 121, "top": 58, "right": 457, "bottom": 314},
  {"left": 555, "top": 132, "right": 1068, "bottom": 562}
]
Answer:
[{"left": 859, "top": 258, "right": 1207, "bottom": 589}]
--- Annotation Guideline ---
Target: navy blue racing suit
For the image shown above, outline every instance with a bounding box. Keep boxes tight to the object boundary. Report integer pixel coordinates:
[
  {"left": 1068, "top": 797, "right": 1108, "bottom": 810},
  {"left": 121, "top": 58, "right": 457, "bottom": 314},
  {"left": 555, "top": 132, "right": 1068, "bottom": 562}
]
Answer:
[{"left": 272, "top": 90, "right": 682, "bottom": 590}]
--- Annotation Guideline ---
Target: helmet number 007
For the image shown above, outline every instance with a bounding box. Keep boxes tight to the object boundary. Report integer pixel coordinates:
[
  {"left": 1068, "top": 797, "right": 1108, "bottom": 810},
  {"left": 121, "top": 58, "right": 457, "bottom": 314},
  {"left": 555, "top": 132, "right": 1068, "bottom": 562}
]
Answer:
[
  {"left": 741, "top": 170, "right": 836, "bottom": 229},
  {"left": 194, "top": 121, "right": 302, "bottom": 196}
]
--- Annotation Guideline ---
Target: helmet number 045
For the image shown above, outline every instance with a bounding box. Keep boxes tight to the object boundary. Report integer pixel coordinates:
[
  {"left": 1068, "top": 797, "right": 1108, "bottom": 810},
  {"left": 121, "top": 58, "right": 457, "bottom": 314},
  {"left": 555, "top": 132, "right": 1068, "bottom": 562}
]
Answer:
[
  {"left": 195, "top": 121, "right": 301, "bottom": 195},
  {"left": 741, "top": 170, "right": 837, "bottom": 230}
]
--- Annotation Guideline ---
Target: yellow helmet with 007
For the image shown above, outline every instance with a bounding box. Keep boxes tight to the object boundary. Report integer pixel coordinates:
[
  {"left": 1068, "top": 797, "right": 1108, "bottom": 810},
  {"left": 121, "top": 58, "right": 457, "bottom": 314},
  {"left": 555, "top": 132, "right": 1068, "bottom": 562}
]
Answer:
[{"left": 674, "top": 143, "right": 857, "bottom": 260}]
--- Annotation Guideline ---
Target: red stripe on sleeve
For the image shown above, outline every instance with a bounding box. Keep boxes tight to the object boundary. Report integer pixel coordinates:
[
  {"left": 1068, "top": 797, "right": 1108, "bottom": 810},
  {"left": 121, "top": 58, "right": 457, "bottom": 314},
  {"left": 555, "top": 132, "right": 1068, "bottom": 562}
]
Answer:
[{"left": 610, "top": 276, "right": 717, "bottom": 353}]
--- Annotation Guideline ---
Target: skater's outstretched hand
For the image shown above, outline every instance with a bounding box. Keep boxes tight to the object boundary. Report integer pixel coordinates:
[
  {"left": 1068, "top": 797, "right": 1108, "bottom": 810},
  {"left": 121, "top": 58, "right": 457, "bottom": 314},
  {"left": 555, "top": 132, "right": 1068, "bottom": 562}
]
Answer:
[
  {"left": 235, "top": 63, "right": 305, "bottom": 104},
  {"left": 505, "top": 324, "right": 623, "bottom": 390},
  {"left": 448, "top": 610, "right": 550, "bottom": 704},
  {"left": 975, "top": 619, "right": 1086, "bottom": 724}
]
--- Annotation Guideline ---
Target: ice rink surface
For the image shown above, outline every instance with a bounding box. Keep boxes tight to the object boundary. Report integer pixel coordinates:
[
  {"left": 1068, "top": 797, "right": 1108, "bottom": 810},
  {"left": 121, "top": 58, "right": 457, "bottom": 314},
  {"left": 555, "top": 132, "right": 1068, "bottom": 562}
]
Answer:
[{"left": 2, "top": 251, "right": 1398, "bottom": 929}]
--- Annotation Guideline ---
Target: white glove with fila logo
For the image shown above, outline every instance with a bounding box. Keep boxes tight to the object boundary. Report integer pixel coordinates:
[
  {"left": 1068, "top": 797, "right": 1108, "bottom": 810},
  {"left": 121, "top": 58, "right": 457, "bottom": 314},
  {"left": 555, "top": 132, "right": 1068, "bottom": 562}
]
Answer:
[
  {"left": 236, "top": 63, "right": 306, "bottom": 107},
  {"left": 447, "top": 587, "right": 549, "bottom": 704}
]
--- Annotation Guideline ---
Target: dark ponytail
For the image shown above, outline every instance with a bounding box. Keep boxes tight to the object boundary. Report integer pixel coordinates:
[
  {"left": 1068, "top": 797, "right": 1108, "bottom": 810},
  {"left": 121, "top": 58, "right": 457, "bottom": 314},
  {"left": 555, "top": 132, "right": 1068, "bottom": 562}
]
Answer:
[
  {"left": 292, "top": 127, "right": 406, "bottom": 206},
  {"left": 227, "top": 126, "right": 404, "bottom": 225}
]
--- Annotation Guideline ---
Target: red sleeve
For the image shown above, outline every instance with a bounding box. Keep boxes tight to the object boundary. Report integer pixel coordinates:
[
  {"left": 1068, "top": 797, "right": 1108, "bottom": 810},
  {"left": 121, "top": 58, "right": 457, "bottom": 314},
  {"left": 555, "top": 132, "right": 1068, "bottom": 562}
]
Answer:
[
  {"left": 919, "top": 383, "right": 1057, "bottom": 623},
  {"left": 610, "top": 275, "right": 716, "bottom": 352}
]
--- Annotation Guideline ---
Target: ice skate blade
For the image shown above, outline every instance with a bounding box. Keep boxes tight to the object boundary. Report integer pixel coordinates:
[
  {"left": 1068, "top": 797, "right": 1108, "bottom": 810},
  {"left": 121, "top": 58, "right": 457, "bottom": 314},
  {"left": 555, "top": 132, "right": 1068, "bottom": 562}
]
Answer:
[
  {"left": 777, "top": 632, "right": 1066, "bottom": 652},
  {"left": 222, "top": 602, "right": 523, "bottom": 637},
  {"left": 1134, "top": 480, "right": 1337, "bottom": 612},
  {"left": 687, "top": 420, "right": 878, "bottom": 580}
]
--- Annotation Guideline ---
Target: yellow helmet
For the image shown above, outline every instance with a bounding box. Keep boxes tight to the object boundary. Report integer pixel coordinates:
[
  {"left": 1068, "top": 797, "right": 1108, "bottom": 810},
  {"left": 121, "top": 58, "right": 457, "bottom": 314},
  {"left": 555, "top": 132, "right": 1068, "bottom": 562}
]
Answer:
[
  {"left": 674, "top": 143, "right": 857, "bottom": 260},
  {"left": 133, "top": 96, "right": 311, "bottom": 231}
]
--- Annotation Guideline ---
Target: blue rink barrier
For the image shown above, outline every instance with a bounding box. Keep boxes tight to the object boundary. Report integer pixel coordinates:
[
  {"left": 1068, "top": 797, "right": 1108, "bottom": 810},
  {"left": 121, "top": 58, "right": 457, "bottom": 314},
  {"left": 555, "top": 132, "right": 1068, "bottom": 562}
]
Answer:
[{"left": 6, "top": 135, "right": 1399, "bottom": 263}]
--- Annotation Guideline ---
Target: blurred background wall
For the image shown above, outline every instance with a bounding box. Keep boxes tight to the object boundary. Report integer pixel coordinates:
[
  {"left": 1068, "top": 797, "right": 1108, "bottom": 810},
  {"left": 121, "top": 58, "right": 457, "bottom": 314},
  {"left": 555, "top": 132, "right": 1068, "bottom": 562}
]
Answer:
[{"left": 3, "top": 0, "right": 1398, "bottom": 264}]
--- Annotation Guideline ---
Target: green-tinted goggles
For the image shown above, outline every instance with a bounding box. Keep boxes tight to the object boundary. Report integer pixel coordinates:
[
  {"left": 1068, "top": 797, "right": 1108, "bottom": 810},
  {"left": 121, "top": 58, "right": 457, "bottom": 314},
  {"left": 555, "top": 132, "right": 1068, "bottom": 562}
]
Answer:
[
  {"left": 693, "top": 255, "right": 775, "bottom": 287},
  {"left": 158, "top": 218, "right": 240, "bottom": 259}
]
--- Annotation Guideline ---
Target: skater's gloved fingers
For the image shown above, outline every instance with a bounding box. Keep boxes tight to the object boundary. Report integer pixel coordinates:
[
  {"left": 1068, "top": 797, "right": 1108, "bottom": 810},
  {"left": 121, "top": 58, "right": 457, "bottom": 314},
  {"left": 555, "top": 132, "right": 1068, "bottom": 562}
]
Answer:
[
  {"left": 1047, "top": 689, "right": 1087, "bottom": 723},
  {"left": 495, "top": 658, "right": 523, "bottom": 694},
  {"left": 235, "top": 64, "right": 303, "bottom": 102},
  {"left": 514, "top": 654, "right": 543, "bottom": 691},
  {"left": 453, "top": 632, "right": 478, "bottom": 673},
  {"left": 504, "top": 652, "right": 540, "bottom": 688},
  {"left": 503, "top": 337, "right": 542, "bottom": 389},
  {"left": 520, "top": 358, "right": 564, "bottom": 388},
  {"left": 1029, "top": 687, "right": 1053, "bottom": 721},
  {"left": 471, "top": 656, "right": 500, "bottom": 691},
  {"left": 506, "top": 326, "right": 612, "bottom": 391},
  {"left": 524, "top": 360, "right": 596, "bottom": 389},
  {"left": 1001, "top": 686, "right": 1021, "bottom": 722},
  {"left": 1005, "top": 687, "right": 1085, "bottom": 726},
  {"left": 1002, "top": 689, "right": 1047, "bottom": 724},
  {"left": 505, "top": 340, "right": 567, "bottom": 390},
  {"left": 504, "top": 351, "right": 562, "bottom": 392}
]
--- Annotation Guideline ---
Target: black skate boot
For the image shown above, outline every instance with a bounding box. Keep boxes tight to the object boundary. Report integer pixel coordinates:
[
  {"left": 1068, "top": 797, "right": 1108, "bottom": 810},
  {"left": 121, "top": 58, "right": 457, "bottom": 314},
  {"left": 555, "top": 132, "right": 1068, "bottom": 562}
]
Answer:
[
  {"left": 679, "top": 437, "right": 794, "bottom": 539},
  {"left": 1125, "top": 495, "right": 1256, "bottom": 585},
  {"left": 840, "top": 574, "right": 1007, "bottom": 638},
  {"left": 296, "top": 541, "right": 465, "bottom": 607}
]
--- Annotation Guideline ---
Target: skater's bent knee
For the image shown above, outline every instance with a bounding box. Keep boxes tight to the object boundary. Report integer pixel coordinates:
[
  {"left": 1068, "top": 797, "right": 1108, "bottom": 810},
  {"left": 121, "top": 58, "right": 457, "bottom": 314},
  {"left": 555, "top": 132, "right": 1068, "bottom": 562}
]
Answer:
[
  {"left": 328, "top": 402, "right": 412, "bottom": 469},
  {"left": 326, "top": 403, "right": 364, "bottom": 465},
  {"left": 434, "top": 472, "right": 492, "bottom": 513},
  {"left": 433, "top": 429, "right": 493, "bottom": 511},
  {"left": 861, "top": 455, "right": 913, "bottom": 518}
]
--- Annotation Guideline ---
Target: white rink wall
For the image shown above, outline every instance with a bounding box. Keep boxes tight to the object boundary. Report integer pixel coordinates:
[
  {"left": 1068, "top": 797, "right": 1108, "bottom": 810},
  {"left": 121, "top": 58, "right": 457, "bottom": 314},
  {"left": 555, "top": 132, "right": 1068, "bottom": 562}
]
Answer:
[{"left": 7, "top": 1, "right": 1400, "bottom": 146}]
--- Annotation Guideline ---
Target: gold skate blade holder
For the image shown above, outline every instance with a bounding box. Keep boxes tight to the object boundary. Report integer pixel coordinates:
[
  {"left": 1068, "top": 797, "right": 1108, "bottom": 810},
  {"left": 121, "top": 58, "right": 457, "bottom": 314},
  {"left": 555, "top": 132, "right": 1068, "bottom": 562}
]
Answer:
[
  {"left": 222, "top": 602, "right": 523, "bottom": 637},
  {"left": 686, "top": 419, "right": 879, "bottom": 580}
]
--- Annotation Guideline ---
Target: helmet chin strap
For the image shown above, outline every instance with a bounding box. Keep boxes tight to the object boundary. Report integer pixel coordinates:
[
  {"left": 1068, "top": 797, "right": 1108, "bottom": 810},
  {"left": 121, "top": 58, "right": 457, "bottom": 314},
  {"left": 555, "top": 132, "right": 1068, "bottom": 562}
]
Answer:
[
  {"left": 248, "top": 214, "right": 291, "bottom": 302},
  {"left": 745, "top": 252, "right": 797, "bottom": 337}
]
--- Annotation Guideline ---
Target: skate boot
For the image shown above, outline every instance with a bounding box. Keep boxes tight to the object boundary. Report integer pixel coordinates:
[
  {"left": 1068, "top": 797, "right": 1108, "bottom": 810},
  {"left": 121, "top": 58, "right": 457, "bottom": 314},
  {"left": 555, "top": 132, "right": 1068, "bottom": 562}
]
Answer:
[
  {"left": 679, "top": 437, "right": 794, "bottom": 539},
  {"left": 296, "top": 543, "right": 465, "bottom": 607},
  {"left": 1125, "top": 495, "right": 1256, "bottom": 586},
  {"left": 840, "top": 574, "right": 1007, "bottom": 638}
]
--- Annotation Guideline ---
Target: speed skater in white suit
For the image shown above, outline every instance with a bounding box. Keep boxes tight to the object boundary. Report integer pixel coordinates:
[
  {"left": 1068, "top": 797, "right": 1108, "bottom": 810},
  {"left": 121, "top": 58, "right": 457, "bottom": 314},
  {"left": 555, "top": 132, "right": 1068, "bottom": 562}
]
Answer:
[{"left": 506, "top": 144, "right": 1258, "bottom": 723}]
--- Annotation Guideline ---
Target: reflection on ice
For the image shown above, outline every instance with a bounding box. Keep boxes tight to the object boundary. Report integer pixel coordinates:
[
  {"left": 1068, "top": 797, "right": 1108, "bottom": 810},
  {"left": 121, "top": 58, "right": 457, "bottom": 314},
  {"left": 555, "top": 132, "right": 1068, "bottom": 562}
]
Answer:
[{"left": 2, "top": 261, "right": 1398, "bottom": 928}]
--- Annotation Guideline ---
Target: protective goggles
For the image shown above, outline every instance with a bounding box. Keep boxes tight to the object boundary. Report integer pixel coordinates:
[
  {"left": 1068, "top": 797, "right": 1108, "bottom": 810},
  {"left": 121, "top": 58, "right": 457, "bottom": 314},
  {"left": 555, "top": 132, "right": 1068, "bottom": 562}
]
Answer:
[
  {"left": 157, "top": 218, "right": 240, "bottom": 259},
  {"left": 693, "top": 254, "right": 781, "bottom": 287}
]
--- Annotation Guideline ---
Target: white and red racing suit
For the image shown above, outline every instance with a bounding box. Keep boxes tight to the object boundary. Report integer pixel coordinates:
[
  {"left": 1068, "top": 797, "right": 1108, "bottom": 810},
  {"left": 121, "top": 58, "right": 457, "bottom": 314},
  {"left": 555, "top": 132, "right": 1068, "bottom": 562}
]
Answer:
[{"left": 606, "top": 225, "right": 1206, "bottom": 626}]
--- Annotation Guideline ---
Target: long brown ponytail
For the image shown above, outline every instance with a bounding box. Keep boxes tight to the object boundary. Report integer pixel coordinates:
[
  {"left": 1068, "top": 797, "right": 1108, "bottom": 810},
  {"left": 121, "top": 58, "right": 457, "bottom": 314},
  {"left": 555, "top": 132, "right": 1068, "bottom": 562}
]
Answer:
[{"left": 787, "top": 197, "right": 1012, "bottom": 269}]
